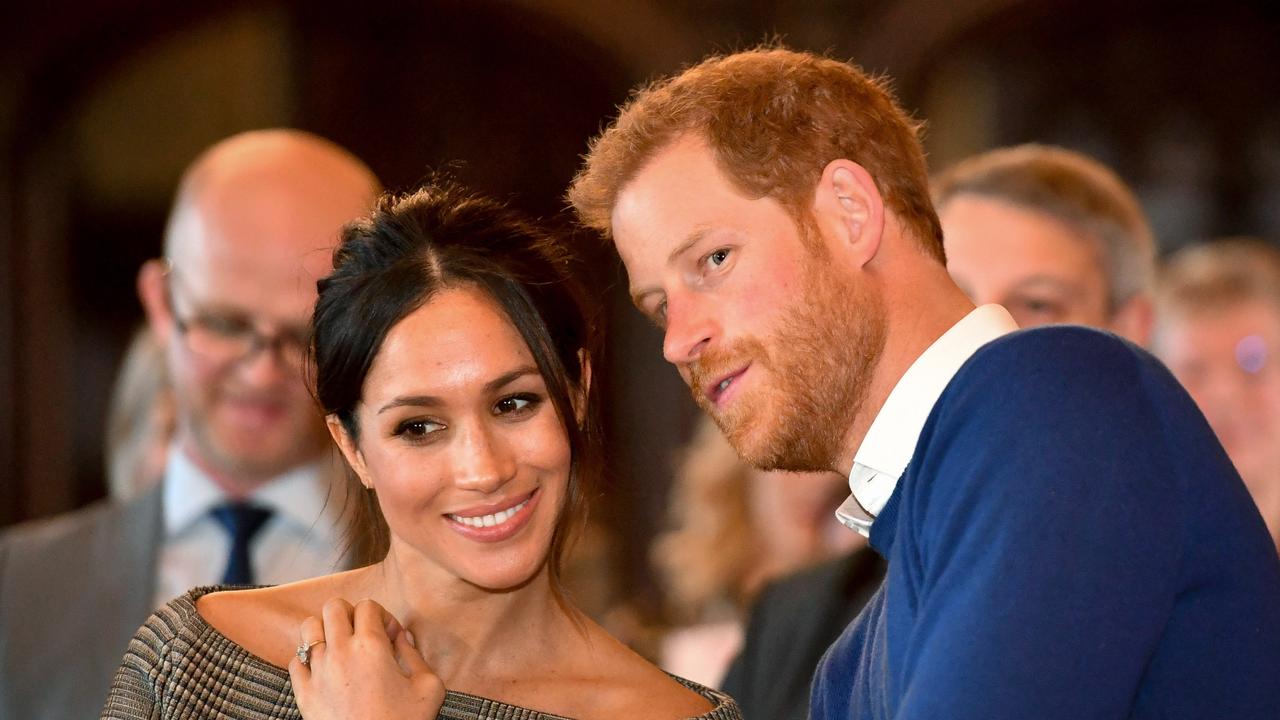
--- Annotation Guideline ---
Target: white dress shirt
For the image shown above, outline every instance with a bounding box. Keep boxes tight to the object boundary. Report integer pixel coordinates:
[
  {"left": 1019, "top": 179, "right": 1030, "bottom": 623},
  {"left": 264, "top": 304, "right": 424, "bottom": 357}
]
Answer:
[
  {"left": 836, "top": 305, "right": 1019, "bottom": 536},
  {"left": 154, "top": 445, "right": 350, "bottom": 606}
]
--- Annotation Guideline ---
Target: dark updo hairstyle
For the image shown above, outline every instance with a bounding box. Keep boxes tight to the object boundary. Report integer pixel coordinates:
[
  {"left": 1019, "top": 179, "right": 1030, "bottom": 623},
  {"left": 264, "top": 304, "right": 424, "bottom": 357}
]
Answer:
[{"left": 311, "top": 180, "right": 603, "bottom": 587}]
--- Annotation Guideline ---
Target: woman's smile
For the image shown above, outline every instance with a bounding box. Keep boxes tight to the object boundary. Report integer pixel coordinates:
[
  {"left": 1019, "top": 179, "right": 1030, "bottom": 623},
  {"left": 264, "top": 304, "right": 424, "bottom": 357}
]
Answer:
[{"left": 444, "top": 487, "right": 541, "bottom": 542}]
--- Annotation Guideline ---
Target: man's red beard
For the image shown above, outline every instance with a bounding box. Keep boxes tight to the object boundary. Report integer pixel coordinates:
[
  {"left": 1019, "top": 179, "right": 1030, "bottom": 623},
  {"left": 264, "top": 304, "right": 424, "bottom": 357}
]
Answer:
[{"left": 686, "top": 255, "right": 887, "bottom": 473}]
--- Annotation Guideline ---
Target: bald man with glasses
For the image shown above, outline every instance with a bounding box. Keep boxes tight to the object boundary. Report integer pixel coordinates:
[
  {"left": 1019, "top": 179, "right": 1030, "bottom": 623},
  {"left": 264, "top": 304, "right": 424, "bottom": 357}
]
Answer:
[{"left": 0, "top": 129, "right": 380, "bottom": 719}]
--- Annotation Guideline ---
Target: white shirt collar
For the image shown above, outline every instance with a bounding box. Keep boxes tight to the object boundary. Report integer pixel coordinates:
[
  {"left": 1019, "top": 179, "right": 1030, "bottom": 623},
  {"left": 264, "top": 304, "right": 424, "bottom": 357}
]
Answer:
[
  {"left": 835, "top": 304, "right": 1018, "bottom": 536},
  {"left": 162, "top": 444, "right": 342, "bottom": 542}
]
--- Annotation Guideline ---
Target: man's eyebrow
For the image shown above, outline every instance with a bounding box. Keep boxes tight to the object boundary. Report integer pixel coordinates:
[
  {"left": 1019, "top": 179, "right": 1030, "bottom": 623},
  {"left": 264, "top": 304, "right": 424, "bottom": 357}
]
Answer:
[
  {"left": 179, "top": 298, "right": 309, "bottom": 330},
  {"left": 1012, "top": 276, "right": 1077, "bottom": 292},
  {"left": 376, "top": 366, "right": 540, "bottom": 415},
  {"left": 628, "top": 228, "right": 712, "bottom": 308},
  {"left": 666, "top": 227, "right": 711, "bottom": 266}
]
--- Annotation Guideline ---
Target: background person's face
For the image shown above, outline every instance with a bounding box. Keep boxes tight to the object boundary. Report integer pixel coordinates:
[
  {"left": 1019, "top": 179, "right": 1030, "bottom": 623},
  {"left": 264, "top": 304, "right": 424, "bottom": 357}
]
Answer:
[
  {"left": 942, "top": 195, "right": 1112, "bottom": 329},
  {"left": 147, "top": 144, "right": 374, "bottom": 487},
  {"left": 1155, "top": 300, "right": 1280, "bottom": 491},
  {"left": 163, "top": 226, "right": 330, "bottom": 484}
]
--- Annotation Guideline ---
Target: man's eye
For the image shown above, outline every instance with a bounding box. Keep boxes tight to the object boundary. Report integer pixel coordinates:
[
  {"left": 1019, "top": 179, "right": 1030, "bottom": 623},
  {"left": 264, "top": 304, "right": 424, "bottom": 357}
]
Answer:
[
  {"left": 197, "top": 314, "right": 253, "bottom": 338},
  {"left": 649, "top": 300, "right": 668, "bottom": 330},
  {"left": 1019, "top": 299, "right": 1062, "bottom": 318},
  {"left": 706, "top": 248, "right": 731, "bottom": 268}
]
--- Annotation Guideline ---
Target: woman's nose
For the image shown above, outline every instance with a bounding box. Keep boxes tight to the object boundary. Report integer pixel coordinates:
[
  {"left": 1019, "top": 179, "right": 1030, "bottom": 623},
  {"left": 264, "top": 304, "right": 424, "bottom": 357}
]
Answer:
[{"left": 451, "top": 423, "right": 515, "bottom": 494}]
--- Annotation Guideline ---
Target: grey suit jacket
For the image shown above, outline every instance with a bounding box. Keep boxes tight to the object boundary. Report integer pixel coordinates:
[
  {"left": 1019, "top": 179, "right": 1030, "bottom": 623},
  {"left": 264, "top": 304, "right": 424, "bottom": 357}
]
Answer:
[{"left": 0, "top": 485, "right": 162, "bottom": 720}]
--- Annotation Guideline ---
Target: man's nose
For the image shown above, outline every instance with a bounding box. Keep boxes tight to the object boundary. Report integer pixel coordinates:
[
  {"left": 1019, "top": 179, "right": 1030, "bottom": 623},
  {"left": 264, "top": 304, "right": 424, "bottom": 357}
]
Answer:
[
  {"left": 236, "top": 342, "right": 293, "bottom": 386},
  {"left": 452, "top": 423, "right": 515, "bottom": 494},
  {"left": 662, "top": 295, "right": 716, "bottom": 366}
]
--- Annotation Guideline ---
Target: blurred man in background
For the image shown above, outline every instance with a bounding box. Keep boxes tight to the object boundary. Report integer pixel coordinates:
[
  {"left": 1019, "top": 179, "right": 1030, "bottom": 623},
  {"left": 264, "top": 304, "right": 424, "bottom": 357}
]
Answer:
[
  {"left": 721, "top": 143, "right": 1158, "bottom": 719},
  {"left": 936, "top": 143, "right": 1155, "bottom": 344},
  {"left": 0, "top": 129, "right": 380, "bottom": 719},
  {"left": 1154, "top": 238, "right": 1280, "bottom": 554}
]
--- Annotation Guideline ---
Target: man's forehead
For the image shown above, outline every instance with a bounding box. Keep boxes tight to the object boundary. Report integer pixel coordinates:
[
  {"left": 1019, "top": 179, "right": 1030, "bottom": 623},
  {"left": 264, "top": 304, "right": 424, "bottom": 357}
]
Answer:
[
  {"left": 169, "top": 233, "right": 323, "bottom": 323},
  {"left": 611, "top": 139, "right": 731, "bottom": 265},
  {"left": 172, "top": 227, "right": 323, "bottom": 287},
  {"left": 170, "top": 181, "right": 339, "bottom": 270}
]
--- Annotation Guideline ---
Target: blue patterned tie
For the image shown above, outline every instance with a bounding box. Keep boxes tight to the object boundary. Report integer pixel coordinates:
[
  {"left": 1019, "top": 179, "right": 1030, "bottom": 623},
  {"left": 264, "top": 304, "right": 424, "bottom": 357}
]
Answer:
[{"left": 211, "top": 503, "right": 274, "bottom": 585}]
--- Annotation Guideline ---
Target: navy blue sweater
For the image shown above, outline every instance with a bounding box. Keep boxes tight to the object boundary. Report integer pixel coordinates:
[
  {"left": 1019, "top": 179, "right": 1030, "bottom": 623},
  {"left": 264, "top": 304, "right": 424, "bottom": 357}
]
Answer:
[{"left": 811, "top": 327, "right": 1280, "bottom": 719}]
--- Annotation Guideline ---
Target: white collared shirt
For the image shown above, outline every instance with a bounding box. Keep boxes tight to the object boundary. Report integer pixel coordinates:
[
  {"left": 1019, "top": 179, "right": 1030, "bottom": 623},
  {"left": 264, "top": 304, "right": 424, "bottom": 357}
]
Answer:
[
  {"left": 154, "top": 445, "right": 350, "bottom": 606},
  {"left": 836, "top": 305, "right": 1019, "bottom": 536}
]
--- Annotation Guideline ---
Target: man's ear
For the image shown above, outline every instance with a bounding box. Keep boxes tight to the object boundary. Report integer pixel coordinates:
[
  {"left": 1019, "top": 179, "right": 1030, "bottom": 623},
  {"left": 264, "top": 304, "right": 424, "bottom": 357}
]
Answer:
[
  {"left": 1110, "top": 293, "right": 1154, "bottom": 347},
  {"left": 137, "top": 259, "right": 174, "bottom": 344},
  {"left": 326, "top": 415, "right": 373, "bottom": 489},
  {"left": 812, "top": 159, "right": 885, "bottom": 269}
]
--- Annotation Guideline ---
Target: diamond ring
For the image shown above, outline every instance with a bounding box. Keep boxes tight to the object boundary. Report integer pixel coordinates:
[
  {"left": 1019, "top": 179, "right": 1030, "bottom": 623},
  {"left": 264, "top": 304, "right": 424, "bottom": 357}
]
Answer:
[{"left": 296, "top": 639, "right": 325, "bottom": 666}]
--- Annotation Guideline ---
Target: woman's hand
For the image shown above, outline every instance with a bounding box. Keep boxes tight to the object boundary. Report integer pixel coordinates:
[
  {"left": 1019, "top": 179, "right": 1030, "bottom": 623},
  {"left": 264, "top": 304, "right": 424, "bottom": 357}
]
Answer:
[{"left": 289, "top": 598, "right": 446, "bottom": 720}]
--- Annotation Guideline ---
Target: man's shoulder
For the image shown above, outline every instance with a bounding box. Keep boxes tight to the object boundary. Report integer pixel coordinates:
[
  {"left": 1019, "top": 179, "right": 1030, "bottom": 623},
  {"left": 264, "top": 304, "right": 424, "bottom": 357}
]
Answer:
[
  {"left": 905, "top": 324, "right": 1189, "bottom": 503},
  {"left": 2, "top": 499, "right": 116, "bottom": 557},
  {"left": 938, "top": 325, "right": 1168, "bottom": 414},
  {"left": 1, "top": 489, "right": 158, "bottom": 555},
  {"left": 0, "top": 488, "right": 162, "bottom": 595},
  {"left": 969, "top": 325, "right": 1146, "bottom": 377}
]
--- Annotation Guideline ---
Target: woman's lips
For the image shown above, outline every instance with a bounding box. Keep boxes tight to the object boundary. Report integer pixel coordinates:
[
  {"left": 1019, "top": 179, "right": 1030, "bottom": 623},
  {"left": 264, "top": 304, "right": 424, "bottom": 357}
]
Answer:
[{"left": 444, "top": 488, "right": 540, "bottom": 543}]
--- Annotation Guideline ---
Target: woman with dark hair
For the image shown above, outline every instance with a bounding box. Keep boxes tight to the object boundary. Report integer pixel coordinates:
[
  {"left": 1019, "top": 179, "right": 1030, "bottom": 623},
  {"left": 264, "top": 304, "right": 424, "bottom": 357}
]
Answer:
[{"left": 102, "top": 182, "right": 741, "bottom": 720}]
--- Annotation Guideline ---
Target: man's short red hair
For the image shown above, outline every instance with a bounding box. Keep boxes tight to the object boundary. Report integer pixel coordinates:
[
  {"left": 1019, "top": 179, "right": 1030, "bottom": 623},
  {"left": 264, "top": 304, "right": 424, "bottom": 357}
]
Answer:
[{"left": 568, "top": 46, "right": 944, "bottom": 261}]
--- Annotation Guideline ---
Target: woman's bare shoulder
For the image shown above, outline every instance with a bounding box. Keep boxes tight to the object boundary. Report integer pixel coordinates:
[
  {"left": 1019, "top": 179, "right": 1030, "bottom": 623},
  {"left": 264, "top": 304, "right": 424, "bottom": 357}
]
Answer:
[
  {"left": 194, "top": 571, "right": 362, "bottom": 667},
  {"left": 567, "top": 623, "right": 721, "bottom": 719}
]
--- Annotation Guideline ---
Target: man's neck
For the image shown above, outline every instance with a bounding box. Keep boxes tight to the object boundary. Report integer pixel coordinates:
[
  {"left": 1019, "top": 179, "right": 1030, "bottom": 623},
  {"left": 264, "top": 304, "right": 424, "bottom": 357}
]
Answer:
[{"left": 835, "top": 265, "right": 976, "bottom": 475}]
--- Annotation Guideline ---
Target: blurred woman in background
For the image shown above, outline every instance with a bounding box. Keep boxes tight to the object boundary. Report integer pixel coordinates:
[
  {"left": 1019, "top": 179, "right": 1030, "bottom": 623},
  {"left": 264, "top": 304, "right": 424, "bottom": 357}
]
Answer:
[
  {"left": 653, "top": 416, "right": 861, "bottom": 687},
  {"left": 104, "top": 327, "right": 174, "bottom": 501}
]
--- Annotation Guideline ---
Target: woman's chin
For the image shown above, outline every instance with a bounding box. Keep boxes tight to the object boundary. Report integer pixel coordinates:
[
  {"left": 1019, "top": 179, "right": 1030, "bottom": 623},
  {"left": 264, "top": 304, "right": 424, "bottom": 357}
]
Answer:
[{"left": 461, "top": 564, "right": 546, "bottom": 594}]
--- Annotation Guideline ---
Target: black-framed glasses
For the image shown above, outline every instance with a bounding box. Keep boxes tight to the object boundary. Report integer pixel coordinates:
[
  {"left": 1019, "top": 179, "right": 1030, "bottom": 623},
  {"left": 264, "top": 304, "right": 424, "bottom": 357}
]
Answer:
[{"left": 163, "top": 261, "right": 310, "bottom": 367}]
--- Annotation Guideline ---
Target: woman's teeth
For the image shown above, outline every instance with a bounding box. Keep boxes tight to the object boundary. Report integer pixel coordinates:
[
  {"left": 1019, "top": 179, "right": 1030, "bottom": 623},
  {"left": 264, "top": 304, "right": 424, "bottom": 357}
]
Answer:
[{"left": 450, "top": 498, "right": 530, "bottom": 528}]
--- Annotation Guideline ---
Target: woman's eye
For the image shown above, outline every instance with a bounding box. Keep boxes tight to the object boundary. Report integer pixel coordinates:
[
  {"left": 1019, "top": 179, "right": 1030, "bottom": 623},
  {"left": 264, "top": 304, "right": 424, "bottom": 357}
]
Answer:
[
  {"left": 494, "top": 394, "right": 540, "bottom": 416},
  {"left": 395, "top": 419, "right": 442, "bottom": 438}
]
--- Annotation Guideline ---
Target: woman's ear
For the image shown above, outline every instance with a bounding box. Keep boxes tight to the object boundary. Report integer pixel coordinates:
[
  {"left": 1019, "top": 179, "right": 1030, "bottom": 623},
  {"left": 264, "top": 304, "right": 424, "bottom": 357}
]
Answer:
[{"left": 327, "top": 415, "right": 373, "bottom": 490}]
